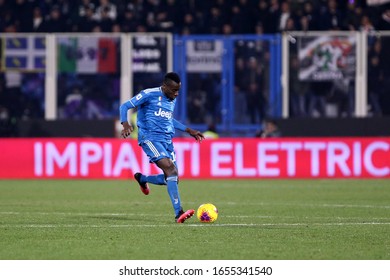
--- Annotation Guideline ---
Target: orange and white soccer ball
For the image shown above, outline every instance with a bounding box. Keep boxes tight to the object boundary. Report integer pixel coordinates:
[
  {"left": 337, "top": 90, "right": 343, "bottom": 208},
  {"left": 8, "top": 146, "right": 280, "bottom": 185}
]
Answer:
[{"left": 197, "top": 203, "right": 218, "bottom": 223}]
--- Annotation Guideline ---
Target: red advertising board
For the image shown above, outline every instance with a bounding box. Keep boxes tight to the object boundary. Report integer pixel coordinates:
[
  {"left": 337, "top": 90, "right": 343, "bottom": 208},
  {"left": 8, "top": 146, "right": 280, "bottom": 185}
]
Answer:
[{"left": 0, "top": 138, "right": 389, "bottom": 179}]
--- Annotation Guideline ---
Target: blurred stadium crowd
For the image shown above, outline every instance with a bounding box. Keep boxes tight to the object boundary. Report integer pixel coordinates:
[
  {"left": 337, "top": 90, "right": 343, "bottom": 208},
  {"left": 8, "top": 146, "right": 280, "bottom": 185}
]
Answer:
[
  {"left": 1, "top": 0, "right": 390, "bottom": 137},
  {"left": 1, "top": 0, "right": 390, "bottom": 34}
]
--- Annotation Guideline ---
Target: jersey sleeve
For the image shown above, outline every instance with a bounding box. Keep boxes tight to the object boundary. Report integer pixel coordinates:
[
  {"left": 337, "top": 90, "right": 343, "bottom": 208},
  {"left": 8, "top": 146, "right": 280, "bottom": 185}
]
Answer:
[
  {"left": 119, "top": 91, "right": 148, "bottom": 123},
  {"left": 172, "top": 118, "right": 187, "bottom": 132}
]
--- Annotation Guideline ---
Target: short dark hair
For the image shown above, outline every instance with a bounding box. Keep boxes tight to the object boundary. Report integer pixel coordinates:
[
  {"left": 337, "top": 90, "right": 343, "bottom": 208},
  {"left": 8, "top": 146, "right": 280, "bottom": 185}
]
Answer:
[
  {"left": 164, "top": 72, "right": 180, "bottom": 84},
  {"left": 264, "top": 118, "right": 278, "bottom": 126}
]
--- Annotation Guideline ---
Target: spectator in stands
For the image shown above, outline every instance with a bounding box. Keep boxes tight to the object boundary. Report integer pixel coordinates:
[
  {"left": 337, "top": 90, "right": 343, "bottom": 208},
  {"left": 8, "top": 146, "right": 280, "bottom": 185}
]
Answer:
[
  {"left": 155, "top": 0, "right": 180, "bottom": 33},
  {"left": 367, "top": 53, "right": 383, "bottom": 116},
  {"left": 0, "top": 0, "right": 10, "bottom": 18},
  {"left": 0, "top": 73, "right": 16, "bottom": 136},
  {"left": 78, "top": 0, "right": 95, "bottom": 18},
  {"left": 212, "top": 0, "right": 232, "bottom": 23},
  {"left": 234, "top": 57, "right": 249, "bottom": 123},
  {"left": 92, "top": 24, "right": 102, "bottom": 33},
  {"left": 205, "top": 6, "right": 224, "bottom": 34},
  {"left": 42, "top": 5, "right": 66, "bottom": 32},
  {"left": 319, "top": 0, "right": 343, "bottom": 30},
  {"left": 203, "top": 123, "right": 219, "bottom": 139},
  {"left": 4, "top": 72, "right": 23, "bottom": 119},
  {"left": 254, "top": 0, "right": 270, "bottom": 33},
  {"left": 94, "top": 0, "right": 117, "bottom": 22},
  {"left": 20, "top": 73, "right": 45, "bottom": 119},
  {"left": 256, "top": 119, "right": 282, "bottom": 138},
  {"left": 187, "top": 85, "right": 207, "bottom": 124},
  {"left": 56, "top": 0, "right": 72, "bottom": 20},
  {"left": 181, "top": 13, "right": 198, "bottom": 34},
  {"left": 0, "top": 74, "right": 6, "bottom": 113},
  {"left": 221, "top": 23, "right": 233, "bottom": 35},
  {"left": 120, "top": 5, "right": 137, "bottom": 32},
  {"left": 283, "top": 17, "right": 297, "bottom": 31},
  {"left": 267, "top": 0, "right": 281, "bottom": 34},
  {"left": 380, "top": 34, "right": 390, "bottom": 115},
  {"left": 367, "top": 39, "right": 384, "bottom": 116},
  {"left": 308, "top": 81, "right": 331, "bottom": 117},
  {"left": 77, "top": 3, "right": 97, "bottom": 32},
  {"left": 361, "top": 14, "right": 376, "bottom": 45},
  {"left": 300, "top": 1, "right": 319, "bottom": 31},
  {"left": 1, "top": 1, "right": 17, "bottom": 31},
  {"left": 230, "top": 0, "right": 254, "bottom": 34},
  {"left": 13, "top": 0, "right": 33, "bottom": 32},
  {"left": 289, "top": 55, "right": 309, "bottom": 117},
  {"left": 247, "top": 81, "right": 266, "bottom": 124},
  {"left": 111, "top": 23, "right": 121, "bottom": 33},
  {"left": 299, "top": 15, "right": 310, "bottom": 32},
  {"left": 32, "top": 6, "right": 45, "bottom": 33},
  {"left": 245, "top": 57, "right": 266, "bottom": 124},
  {"left": 145, "top": 4, "right": 160, "bottom": 31},
  {"left": 360, "top": 14, "right": 375, "bottom": 33},
  {"left": 98, "top": 6, "right": 115, "bottom": 32},
  {"left": 127, "top": 0, "right": 147, "bottom": 26},
  {"left": 62, "top": 85, "right": 84, "bottom": 119},
  {"left": 278, "top": 1, "right": 291, "bottom": 32},
  {"left": 344, "top": 1, "right": 363, "bottom": 30},
  {"left": 377, "top": 8, "right": 390, "bottom": 30}
]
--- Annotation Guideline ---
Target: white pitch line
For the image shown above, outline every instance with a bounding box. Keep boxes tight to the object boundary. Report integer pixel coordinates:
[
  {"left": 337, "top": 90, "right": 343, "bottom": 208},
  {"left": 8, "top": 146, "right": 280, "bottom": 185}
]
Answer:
[
  {"left": 0, "top": 211, "right": 388, "bottom": 221},
  {"left": 0, "top": 212, "right": 273, "bottom": 219},
  {"left": 1, "top": 212, "right": 390, "bottom": 221},
  {"left": 0, "top": 211, "right": 172, "bottom": 217},
  {"left": 223, "top": 202, "right": 390, "bottom": 209},
  {"left": 1, "top": 201, "right": 389, "bottom": 209},
  {"left": 1, "top": 222, "right": 390, "bottom": 228}
]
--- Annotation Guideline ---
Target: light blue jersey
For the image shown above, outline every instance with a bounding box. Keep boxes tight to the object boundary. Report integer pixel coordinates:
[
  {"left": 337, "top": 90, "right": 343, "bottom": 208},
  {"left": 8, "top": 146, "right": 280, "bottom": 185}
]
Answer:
[
  {"left": 120, "top": 87, "right": 186, "bottom": 144},
  {"left": 119, "top": 77, "right": 194, "bottom": 219}
]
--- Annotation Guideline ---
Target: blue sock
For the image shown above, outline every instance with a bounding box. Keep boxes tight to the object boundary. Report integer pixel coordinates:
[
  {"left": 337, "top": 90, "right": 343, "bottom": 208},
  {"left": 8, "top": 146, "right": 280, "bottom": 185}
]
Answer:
[
  {"left": 142, "top": 174, "right": 166, "bottom": 185},
  {"left": 166, "top": 175, "right": 181, "bottom": 216}
]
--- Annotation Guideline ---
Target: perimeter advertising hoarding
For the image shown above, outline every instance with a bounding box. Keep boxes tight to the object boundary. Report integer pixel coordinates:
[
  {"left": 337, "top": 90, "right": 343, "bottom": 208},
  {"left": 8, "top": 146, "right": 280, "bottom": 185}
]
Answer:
[{"left": 0, "top": 138, "right": 388, "bottom": 179}]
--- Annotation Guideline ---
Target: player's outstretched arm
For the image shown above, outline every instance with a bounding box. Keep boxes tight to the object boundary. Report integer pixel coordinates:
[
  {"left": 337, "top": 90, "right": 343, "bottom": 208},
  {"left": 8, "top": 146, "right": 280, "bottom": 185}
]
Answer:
[
  {"left": 119, "top": 101, "right": 135, "bottom": 138},
  {"left": 173, "top": 118, "right": 204, "bottom": 142}
]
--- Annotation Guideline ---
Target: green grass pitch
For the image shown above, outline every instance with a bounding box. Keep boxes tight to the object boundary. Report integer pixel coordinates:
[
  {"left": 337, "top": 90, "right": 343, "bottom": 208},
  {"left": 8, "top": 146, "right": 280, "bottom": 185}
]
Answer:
[{"left": 0, "top": 179, "right": 389, "bottom": 260}]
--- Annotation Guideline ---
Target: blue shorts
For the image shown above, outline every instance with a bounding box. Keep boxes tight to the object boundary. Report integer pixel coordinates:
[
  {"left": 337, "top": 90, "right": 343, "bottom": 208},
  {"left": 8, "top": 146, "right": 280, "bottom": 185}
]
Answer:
[{"left": 140, "top": 140, "right": 176, "bottom": 164}]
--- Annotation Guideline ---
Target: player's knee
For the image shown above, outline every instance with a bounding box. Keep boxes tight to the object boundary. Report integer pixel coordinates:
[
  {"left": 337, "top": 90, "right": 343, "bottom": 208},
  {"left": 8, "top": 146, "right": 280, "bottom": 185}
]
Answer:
[
  {"left": 165, "top": 161, "right": 178, "bottom": 177},
  {"left": 157, "top": 158, "right": 178, "bottom": 177}
]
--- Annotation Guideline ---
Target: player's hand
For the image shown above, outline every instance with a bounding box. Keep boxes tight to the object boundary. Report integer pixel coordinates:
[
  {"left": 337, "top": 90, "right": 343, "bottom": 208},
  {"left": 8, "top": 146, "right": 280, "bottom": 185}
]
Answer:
[
  {"left": 186, "top": 128, "right": 205, "bottom": 143},
  {"left": 121, "top": 122, "right": 134, "bottom": 138}
]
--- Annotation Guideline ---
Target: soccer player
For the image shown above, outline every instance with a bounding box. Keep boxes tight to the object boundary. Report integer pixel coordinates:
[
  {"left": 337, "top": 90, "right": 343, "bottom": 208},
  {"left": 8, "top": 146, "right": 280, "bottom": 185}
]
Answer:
[{"left": 119, "top": 72, "right": 205, "bottom": 223}]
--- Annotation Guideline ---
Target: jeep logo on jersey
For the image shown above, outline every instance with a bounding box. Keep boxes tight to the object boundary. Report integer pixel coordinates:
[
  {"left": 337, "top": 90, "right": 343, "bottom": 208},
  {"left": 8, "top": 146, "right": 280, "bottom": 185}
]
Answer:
[{"left": 154, "top": 108, "right": 172, "bottom": 119}]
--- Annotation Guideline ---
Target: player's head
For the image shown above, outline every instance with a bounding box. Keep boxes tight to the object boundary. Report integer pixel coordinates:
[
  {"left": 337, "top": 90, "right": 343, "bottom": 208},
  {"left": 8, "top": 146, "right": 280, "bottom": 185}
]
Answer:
[{"left": 162, "top": 72, "right": 181, "bottom": 100}]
